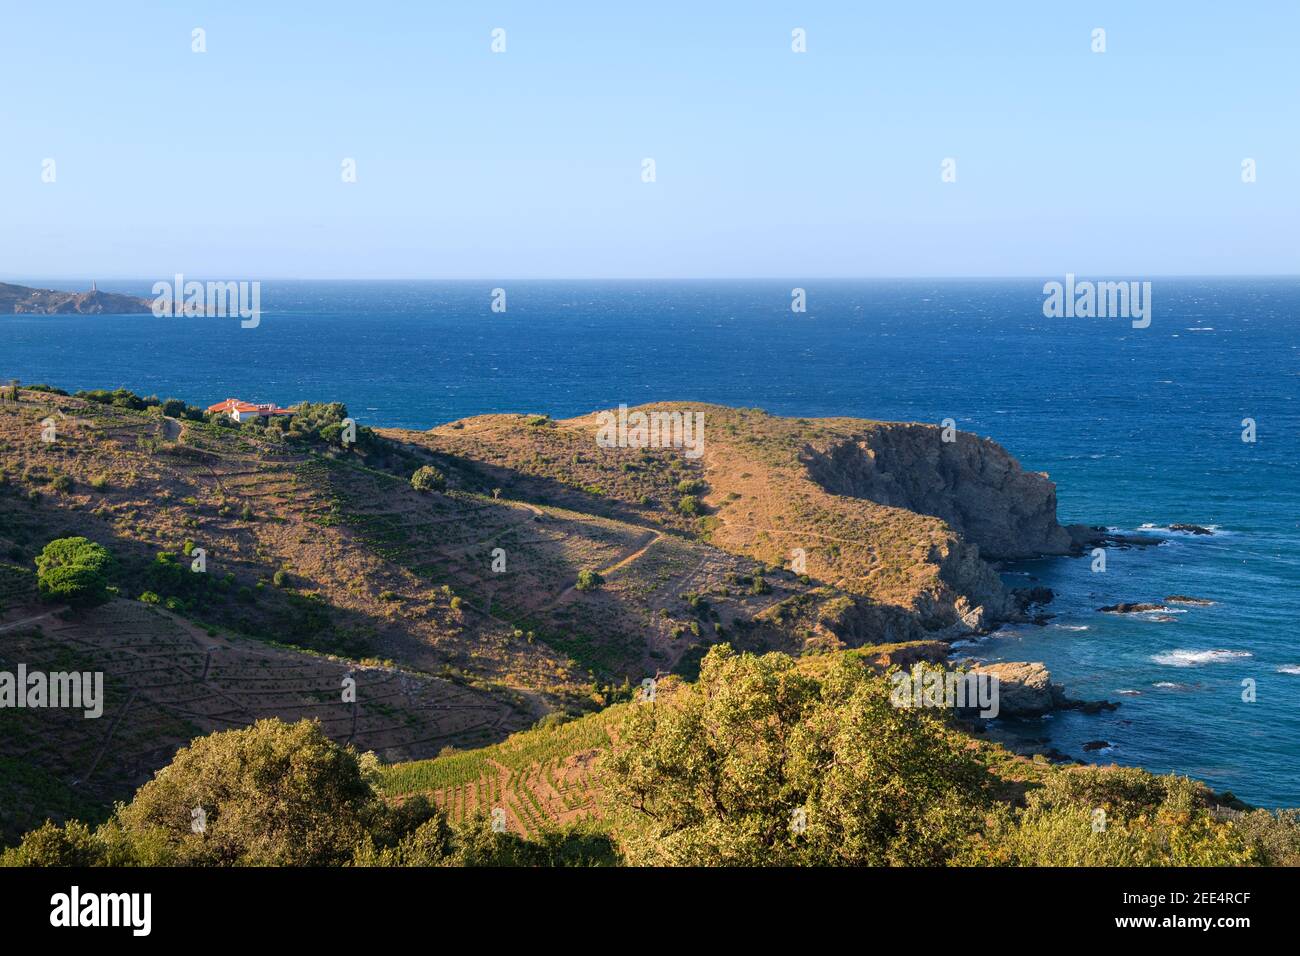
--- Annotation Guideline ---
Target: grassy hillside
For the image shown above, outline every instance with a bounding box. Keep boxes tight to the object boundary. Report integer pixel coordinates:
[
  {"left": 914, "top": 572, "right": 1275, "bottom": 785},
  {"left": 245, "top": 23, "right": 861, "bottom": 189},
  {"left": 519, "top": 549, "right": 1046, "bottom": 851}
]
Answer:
[
  {"left": 0, "top": 387, "right": 1069, "bottom": 847},
  {"left": 394, "top": 403, "right": 1055, "bottom": 642}
]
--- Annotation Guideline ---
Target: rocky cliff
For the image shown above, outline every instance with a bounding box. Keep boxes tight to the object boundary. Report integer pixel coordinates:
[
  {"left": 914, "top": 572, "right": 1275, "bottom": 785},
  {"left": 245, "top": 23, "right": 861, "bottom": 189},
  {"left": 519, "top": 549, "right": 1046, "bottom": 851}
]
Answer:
[{"left": 801, "top": 423, "right": 1074, "bottom": 559}]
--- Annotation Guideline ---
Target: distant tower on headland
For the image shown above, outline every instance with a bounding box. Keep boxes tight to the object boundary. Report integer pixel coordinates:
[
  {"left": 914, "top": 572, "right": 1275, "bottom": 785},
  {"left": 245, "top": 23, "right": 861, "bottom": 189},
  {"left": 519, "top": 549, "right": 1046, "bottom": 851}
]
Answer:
[{"left": 90, "top": 280, "right": 97, "bottom": 293}]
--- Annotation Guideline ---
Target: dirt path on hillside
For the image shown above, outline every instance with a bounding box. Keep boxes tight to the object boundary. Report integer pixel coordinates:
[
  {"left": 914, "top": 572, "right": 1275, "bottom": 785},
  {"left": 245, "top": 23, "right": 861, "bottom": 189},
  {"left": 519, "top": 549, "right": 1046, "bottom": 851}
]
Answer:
[
  {"left": 0, "top": 610, "right": 61, "bottom": 633},
  {"left": 540, "top": 530, "right": 663, "bottom": 611},
  {"left": 601, "top": 531, "right": 663, "bottom": 575}
]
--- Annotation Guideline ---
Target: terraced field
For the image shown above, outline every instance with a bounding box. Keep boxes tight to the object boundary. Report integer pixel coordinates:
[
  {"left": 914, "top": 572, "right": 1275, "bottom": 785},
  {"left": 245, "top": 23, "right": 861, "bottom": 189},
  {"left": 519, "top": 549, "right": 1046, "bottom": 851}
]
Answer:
[
  {"left": 303, "top": 450, "right": 815, "bottom": 677},
  {"left": 0, "top": 562, "right": 35, "bottom": 611},
  {"left": 0, "top": 390, "right": 588, "bottom": 699},
  {"left": 379, "top": 704, "right": 626, "bottom": 837},
  {"left": 0, "top": 596, "right": 526, "bottom": 843}
]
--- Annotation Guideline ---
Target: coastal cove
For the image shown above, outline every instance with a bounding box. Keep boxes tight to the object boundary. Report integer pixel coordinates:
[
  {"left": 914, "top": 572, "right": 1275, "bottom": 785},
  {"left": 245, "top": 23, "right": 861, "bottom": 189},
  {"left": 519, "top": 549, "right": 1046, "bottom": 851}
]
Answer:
[{"left": 3, "top": 277, "right": 1297, "bottom": 806}]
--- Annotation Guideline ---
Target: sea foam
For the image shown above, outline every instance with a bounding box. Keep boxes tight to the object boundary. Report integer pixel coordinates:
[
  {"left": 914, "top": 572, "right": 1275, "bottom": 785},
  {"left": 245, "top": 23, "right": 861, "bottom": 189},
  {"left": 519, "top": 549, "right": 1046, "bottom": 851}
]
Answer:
[{"left": 1152, "top": 649, "right": 1252, "bottom": 667}]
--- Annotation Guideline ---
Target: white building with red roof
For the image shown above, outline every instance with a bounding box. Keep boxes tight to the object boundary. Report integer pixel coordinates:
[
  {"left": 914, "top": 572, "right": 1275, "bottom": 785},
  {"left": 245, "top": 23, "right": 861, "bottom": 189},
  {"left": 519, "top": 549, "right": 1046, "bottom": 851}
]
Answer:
[{"left": 206, "top": 398, "right": 296, "bottom": 424}]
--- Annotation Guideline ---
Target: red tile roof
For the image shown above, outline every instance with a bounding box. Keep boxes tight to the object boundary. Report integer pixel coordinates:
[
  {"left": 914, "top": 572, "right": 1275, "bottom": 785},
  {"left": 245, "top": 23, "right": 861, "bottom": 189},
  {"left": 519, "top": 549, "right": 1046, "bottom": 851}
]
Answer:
[{"left": 206, "top": 398, "right": 295, "bottom": 415}]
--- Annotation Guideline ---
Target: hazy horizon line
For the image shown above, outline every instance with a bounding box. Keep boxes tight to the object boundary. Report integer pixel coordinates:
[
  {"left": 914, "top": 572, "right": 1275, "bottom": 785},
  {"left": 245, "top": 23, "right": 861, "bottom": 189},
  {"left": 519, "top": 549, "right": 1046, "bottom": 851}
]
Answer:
[{"left": 7, "top": 273, "right": 1300, "bottom": 285}]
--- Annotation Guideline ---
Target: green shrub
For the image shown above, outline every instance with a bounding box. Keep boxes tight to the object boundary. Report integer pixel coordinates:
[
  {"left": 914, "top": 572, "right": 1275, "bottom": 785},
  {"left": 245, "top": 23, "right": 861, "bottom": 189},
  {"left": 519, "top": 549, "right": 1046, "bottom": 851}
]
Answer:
[
  {"left": 575, "top": 569, "right": 604, "bottom": 591},
  {"left": 0, "top": 821, "right": 104, "bottom": 867},
  {"left": 76, "top": 388, "right": 156, "bottom": 411},
  {"left": 410, "top": 465, "right": 447, "bottom": 493},
  {"left": 142, "top": 550, "right": 212, "bottom": 606},
  {"left": 971, "top": 766, "right": 1258, "bottom": 866},
  {"left": 534, "top": 712, "right": 573, "bottom": 731}
]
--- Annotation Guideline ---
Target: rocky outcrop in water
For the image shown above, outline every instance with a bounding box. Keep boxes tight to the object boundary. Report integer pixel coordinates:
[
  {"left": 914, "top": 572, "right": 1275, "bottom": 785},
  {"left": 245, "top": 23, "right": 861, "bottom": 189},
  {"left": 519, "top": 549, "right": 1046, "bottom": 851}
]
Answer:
[
  {"left": 1099, "top": 602, "right": 1165, "bottom": 614},
  {"left": 971, "top": 661, "right": 1120, "bottom": 717},
  {"left": 972, "top": 662, "right": 1061, "bottom": 715}
]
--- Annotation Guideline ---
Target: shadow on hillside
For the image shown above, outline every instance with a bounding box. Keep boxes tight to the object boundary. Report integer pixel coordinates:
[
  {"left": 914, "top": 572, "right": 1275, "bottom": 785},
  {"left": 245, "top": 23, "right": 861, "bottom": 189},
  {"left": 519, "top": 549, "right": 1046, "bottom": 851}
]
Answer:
[
  {"left": 429, "top": 451, "right": 675, "bottom": 533},
  {"left": 0, "top": 484, "right": 538, "bottom": 744}
]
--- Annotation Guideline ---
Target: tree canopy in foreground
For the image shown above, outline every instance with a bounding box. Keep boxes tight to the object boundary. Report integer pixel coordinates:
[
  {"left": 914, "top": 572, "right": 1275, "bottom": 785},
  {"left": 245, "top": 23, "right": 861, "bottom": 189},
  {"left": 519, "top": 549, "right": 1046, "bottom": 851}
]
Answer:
[{"left": 5, "top": 647, "right": 1299, "bottom": 867}]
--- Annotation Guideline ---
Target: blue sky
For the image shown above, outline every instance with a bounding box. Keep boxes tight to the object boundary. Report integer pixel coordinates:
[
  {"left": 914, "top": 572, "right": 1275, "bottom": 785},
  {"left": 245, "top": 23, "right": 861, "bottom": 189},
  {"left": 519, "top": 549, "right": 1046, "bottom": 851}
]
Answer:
[{"left": 1, "top": 1, "right": 1296, "bottom": 279}]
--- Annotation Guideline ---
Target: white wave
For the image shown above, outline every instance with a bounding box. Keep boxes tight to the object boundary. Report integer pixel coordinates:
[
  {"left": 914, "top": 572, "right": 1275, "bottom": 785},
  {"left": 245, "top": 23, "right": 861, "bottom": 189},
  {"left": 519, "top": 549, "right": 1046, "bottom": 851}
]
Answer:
[
  {"left": 1151, "top": 649, "right": 1253, "bottom": 667},
  {"left": 1277, "top": 665, "right": 1300, "bottom": 676},
  {"left": 1053, "top": 624, "right": 1089, "bottom": 631},
  {"left": 1135, "top": 523, "right": 1229, "bottom": 537}
]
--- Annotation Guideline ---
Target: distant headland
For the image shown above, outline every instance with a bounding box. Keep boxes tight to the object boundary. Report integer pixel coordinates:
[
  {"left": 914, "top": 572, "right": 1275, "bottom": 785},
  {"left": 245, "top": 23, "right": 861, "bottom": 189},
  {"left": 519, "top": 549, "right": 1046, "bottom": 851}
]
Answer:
[{"left": 0, "top": 281, "right": 153, "bottom": 315}]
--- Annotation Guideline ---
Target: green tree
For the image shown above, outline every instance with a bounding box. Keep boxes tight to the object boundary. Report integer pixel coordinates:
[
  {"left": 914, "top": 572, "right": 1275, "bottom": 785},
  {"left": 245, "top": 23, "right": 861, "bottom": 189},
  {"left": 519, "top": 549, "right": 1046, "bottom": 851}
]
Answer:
[
  {"left": 101, "top": 719, "right": 381, "bottom": 866},
  {"left": 601, "top": 644, "right": 989, "bottom": 866},
  {"left": 35, "top": 537, "right": 114, "bottom": 607},
  {"left": 410, "top": 465, "right": 447, "bottom": 493},
  {"left": 286, "top": 402, "right": 364, "bottom": 447},
  {"left": 0, "top": 821, "right": 104, "bottom": 867}
]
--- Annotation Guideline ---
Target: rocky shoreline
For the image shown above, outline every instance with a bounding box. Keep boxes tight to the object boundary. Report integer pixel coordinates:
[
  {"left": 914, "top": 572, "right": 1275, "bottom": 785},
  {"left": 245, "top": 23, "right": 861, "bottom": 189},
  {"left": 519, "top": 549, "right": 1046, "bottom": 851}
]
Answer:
[
  {"left": 912, "top": 521, "right": 1210, "bottom": 757},
  {"left": 923, "top": 514, "right": 1226, "bottom": 763}
]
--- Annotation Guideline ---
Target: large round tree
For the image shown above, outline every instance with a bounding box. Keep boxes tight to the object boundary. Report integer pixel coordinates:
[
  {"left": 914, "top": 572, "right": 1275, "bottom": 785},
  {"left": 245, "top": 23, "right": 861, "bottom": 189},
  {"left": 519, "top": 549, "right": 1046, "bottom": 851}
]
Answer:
[
  {"left": 35, "top": 537, "right": 114, "bottom": 607},
  {"left": 108, "top": 719, "right": 386, "bottom": 866},
  {"left": 601, "top": 644, "right": 991, "bottom": 866}
]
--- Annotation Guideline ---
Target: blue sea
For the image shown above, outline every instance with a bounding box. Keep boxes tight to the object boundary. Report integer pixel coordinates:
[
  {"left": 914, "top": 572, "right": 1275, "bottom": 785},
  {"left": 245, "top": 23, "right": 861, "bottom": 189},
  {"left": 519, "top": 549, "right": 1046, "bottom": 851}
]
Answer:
[{"left": 3, "top": 278, "right": 1297, "bottom": 806}]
